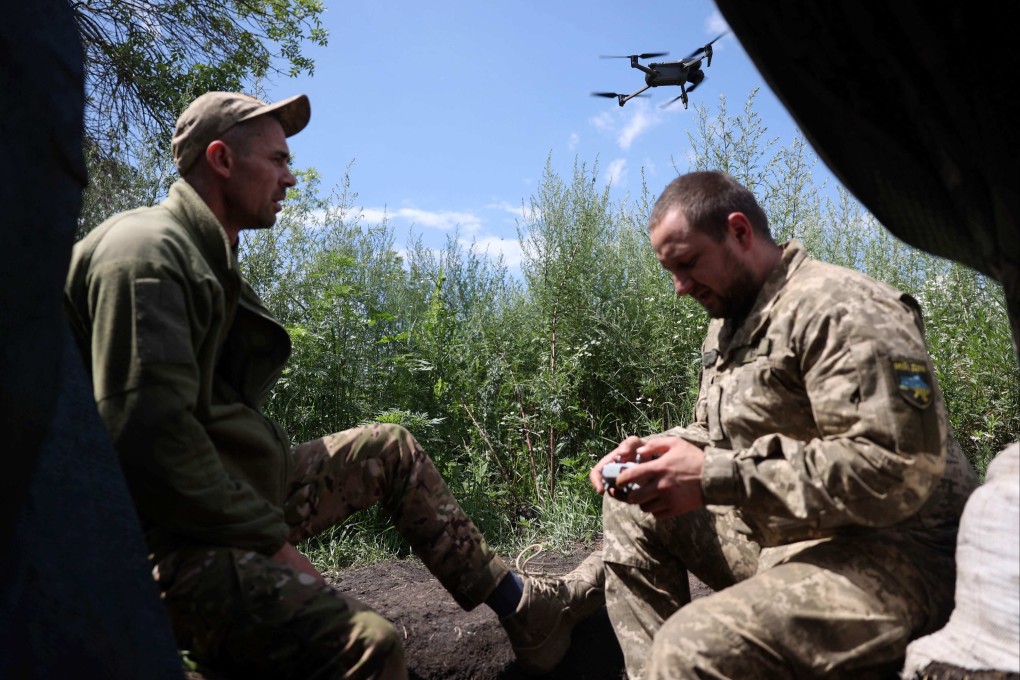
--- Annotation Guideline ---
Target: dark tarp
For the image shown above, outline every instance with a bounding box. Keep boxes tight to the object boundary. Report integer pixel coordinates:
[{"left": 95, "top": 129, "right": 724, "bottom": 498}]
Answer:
[
  {"left": 0, "top": 0, "right": 183, "bottom": 676},
  {"left": 713, "top": 1, "right": 1020, "bottom": 367},
  {"left": 0, "top": 331, "right": 184, "bottom": 679}
]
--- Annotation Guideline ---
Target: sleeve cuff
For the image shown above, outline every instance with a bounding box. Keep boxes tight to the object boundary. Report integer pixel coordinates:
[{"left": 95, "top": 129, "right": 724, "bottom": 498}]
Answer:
[{"left": 701, "top": 447, "right": 740, "bottom": 505}]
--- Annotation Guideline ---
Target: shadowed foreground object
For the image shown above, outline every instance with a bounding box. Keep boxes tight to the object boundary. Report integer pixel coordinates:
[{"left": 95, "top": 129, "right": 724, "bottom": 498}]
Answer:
[
  {"left": 713, "top": 1, "right": 1019, "bottom": 366},
  {"left": 713, "top": 3, "right": 1020, "bottom": 678},
  {"left": 0, "top": 0, "right": 182, "bottom": 676}
]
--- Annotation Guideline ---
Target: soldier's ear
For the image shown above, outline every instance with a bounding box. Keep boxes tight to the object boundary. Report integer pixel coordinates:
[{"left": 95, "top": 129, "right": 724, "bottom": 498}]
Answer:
[
  {"left": 727, "top": 212, "right": 754, "bottom": 249},
  {"left": 204, "top": 140, "right": 233, "bottom": 178}
]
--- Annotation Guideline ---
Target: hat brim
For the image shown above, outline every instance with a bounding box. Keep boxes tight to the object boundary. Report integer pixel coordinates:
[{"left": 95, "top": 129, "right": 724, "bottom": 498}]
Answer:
[{"left": 240, "top": 93, "right": 311, "bottom": 138}]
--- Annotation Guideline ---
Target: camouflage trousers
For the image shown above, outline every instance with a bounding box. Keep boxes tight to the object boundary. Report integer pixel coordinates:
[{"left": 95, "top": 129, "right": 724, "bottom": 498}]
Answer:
[
  {"left": 602, "top": 495, "right": 957, "bottom": 679},
  {"left": 155, "top": 423, "right": 509, "bottom": 680}
]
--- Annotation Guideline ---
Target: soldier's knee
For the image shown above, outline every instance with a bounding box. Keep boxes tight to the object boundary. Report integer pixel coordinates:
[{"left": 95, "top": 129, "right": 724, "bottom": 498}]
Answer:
[
  {"left": 650, "top": 599, "right": 734, "bottom": 678},
  {"left": 649, "top": 610, "right": 699, "bottom": 670},
  {"left": 602, "top": 492, "right": 645, "bottom": 543},
  {"left": 647, "top": 601, "right": 761, "bottom": 680},
  {"left": 374, "top": 422, "right": 411, "bottom": 441},
  {"left": 371, "top": 423, "right": 417, "bottom": 454},
  {"left": 369, "top": 422, "right": 423, "bottom": 470}
]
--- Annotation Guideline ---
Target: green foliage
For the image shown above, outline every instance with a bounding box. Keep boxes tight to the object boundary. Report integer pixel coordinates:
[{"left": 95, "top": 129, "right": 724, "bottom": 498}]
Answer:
[
  {"left": 77, "top": 135, "right": 177, "bottom": 239},
  {"left": 686, "top": 89, "right": 779, "bottom": 198},
  {"left": 301, "top": 506, "right": 413, "bottom": 573},
  {"left": 262, "top": 92, "right": 1016, "bottom": 567},
  {"left": 92, "top": 87, "right": 1017, "bottom": 567},
  {"left": 240, "top": 166, "right": 411, "bottom": 444},
  {"left": 913, "top": 262, "right": 1019, "bottom": 476},
  {"left": 514, "top": 156, "right": 703, "bottom": 504},
  {"left": 72, "top": 0, "right": 328, "bottom": 157}
]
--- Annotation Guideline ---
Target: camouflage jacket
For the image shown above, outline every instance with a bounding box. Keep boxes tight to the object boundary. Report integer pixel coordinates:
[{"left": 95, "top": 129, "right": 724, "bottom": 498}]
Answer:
[
  {"left": 64, "top": 179, "right": 294, "bottom": 560},
  {"left": 667, "top": 240, "right": 977, "bottom": 547}
]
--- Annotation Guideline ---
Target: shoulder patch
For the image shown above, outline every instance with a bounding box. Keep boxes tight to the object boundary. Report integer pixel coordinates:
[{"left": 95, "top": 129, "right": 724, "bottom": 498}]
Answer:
[{"left": 891, "top": 357, "right": 933, "bottom": 409}]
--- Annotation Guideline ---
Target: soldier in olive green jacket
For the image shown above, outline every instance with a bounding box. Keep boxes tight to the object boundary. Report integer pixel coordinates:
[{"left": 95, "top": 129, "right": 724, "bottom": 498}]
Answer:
[
  {"left": 589, "top": 171, "right": 978, "bottom": 679},
  {"left": 65, "top": 92, "right": 604, "bottom": 679}
]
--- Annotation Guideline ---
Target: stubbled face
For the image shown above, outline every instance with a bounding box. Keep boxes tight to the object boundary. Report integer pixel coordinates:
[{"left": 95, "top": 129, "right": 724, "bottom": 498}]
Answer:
[
  {"left": 650, "top": 208, "right": 760, "bottom": 319},
  {"left": 223, "top": 116, "right": 296, "bottom": 232}
]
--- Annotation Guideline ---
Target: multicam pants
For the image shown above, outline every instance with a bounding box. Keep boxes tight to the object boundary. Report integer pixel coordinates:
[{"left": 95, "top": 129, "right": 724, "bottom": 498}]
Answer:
[
  {"left": 155, "top": 423, "right": 509, "bottom": 680},
  {"left": 602, "top": 495, "right": 957, "bottom": 679}
]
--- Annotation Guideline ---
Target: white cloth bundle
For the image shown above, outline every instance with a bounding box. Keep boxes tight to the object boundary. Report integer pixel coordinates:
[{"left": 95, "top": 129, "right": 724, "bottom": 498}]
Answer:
[{"left": 902, "top": 443, "right": 1020, "bottom": 676}]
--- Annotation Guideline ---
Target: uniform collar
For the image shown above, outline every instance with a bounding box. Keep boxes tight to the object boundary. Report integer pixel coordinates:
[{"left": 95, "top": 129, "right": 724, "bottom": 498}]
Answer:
[
  {"left": 162, "top": 179, "right": 237, "bottom": 274},
  {"left": 716, "top": 239, "right": 808, "bottom": 350}
]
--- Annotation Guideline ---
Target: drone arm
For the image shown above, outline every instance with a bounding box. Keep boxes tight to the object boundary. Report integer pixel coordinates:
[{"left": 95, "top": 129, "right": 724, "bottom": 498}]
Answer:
[
  {"left": 630, "top": 59, "right": 656, "bottom": 76},
  {"left": 621, "top": 84, "right": 652, "bottom": 106}
]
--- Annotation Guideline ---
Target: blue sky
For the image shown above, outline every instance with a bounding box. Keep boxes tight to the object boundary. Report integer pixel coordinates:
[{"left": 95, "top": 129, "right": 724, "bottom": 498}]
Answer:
[{"left": 265, "top": 1, "right": 820, "bottom": 268}]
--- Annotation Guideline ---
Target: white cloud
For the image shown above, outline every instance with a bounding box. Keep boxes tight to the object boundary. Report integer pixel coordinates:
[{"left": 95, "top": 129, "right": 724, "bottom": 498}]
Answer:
[
  {"left": 358, "top": 207, "right": 390, "bottom": 225},
  {"left": 359, "top": 206, "right": 483, "bottom": 234},
  {"left": 464, "top": 236, "right": 524, "bottom": 269},
  {"left": 706, "top": 11, "right": 730, "bottom": 39},
  {"left": 590, "top": 100, "right": 664, "bottom": 151},
  {"left": 485, "top": 200, "right": 527, "bottom": 221},
  {"left": 591, "top": 110, "right": 615, "bottom": 132},
  {"left": 352, "top": 202, "right": 528, "bottom": 272},
  {"left": 603, "top": 158, "right": 628, "bottom": 188},
  {"left": 567, "top": 132, "right": 580, "bottom": 150},
  {"left": 618, "top": 102, "right": 661, "bottom": 150}
]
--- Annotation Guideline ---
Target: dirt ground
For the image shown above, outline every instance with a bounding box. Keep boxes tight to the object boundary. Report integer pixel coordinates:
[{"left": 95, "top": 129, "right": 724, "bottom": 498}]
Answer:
[
  {"left": 324, "top": 543, "right": 712, "bottom": 680},
  {"left": 185, "top": 541, "right": 710, "bottom": 680},
  {"left": 184, "top": 545, "right": 1018, "bottom": 680},
  {"left": 329, "top": 551, "right": 1019, "bottom": 680}
]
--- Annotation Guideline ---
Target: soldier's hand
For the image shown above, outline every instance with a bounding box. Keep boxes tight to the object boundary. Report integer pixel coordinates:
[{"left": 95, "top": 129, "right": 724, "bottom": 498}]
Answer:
[
  {"left": 617, "top": 437, "right": 706, "bottom": 519},
  {"left": 590, "top": 435, "right": 644, "bottom": 494},
  {"left": 271, "top": 541, "right": 327, "bottom": 585}
]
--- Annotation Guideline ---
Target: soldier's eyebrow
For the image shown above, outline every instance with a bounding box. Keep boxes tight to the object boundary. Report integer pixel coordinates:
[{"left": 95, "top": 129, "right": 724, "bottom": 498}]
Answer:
[
  {"left": 270, "top": 149, "right": 293, "bottom": 166},
  {"left": 667, "top": 254, "right": 697, "bottom": 271}
]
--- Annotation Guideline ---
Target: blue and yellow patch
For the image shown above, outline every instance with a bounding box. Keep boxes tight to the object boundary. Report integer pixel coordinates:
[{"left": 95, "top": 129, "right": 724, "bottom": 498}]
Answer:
[{"left": 891, "top": 357, "right": 933, "bottom": 409}]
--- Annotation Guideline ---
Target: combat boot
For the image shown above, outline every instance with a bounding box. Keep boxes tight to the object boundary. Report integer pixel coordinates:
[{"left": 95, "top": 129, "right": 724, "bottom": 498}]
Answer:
[{"left": 501, "top": 549, "right": 606, "bottom": 674}]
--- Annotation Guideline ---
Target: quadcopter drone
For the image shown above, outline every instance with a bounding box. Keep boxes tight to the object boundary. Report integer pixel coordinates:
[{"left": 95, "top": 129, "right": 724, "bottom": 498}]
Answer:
[{"left": 593, "top": 32, "right": 728, "bottom": 109}]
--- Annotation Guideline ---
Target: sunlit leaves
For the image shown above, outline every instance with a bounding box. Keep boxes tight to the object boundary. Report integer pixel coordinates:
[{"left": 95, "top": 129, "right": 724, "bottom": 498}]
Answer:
[{"left": 72, "top": 0, "right": 327, "bottom": 156}]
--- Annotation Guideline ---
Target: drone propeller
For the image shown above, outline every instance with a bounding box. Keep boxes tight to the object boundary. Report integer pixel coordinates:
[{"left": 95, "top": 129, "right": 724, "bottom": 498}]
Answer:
[
  {"left": 685, "top": 31, "right": 728, "bottom": 67},
  {"left": 599, "top": 51, "right": 669, "bottom": 60},
  {"left": 660, "top": 74, "right": 706, "bottom": 110},
  {"left": 591, "top": 91, "right": 650, "bottom": 100},
  {"left": 661, "top": 94, "right": 687, "bottom": 109}
]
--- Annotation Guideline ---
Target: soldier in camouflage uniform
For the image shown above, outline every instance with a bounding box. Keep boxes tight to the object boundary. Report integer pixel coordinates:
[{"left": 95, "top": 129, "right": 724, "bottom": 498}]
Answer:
[
  {"left": 64, "top": 91, "right": 604, "bottom": 679},
  {"left": 588, "top": 171, "right": 978, "bottom": 679}
]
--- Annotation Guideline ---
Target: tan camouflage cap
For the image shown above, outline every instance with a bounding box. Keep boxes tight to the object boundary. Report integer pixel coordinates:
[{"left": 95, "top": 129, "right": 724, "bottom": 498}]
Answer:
[{"left": 172, "top": 92, "right": 311, "bottom": 173}]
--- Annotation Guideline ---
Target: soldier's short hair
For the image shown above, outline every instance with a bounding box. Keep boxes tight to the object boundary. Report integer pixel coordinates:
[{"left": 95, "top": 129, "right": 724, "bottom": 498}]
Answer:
[{"left": 649, "top": 171, "right": 772, "bottom": 243}]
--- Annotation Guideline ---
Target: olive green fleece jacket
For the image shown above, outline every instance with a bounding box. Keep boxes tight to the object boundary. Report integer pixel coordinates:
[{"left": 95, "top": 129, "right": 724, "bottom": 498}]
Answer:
[{"left": 64, "top": 179, "right": 294, "bottom": 560}]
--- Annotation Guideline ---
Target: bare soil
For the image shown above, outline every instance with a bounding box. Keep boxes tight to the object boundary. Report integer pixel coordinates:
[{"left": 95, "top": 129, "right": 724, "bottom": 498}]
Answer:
[
  {"left": 322, "top": 542, "right": 712, "bottom": 680},
  {"left": 184, "top": 547, "right": 1018, "bottom": 680},
  {"left": 185, "top": 541, "right": 712, "bottom": 680}
]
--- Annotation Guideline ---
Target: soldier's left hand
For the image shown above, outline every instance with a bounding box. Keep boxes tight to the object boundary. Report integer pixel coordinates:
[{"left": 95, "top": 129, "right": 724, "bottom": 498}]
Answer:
[
  {"left": 271, "top": 541, "right": 327, "bottom": 585},
  {"left": 590, "top": 435, "right": 645, "bottom": 494},
  {"left": 616, "top": 436, "right": 706, "bottom": 518}
]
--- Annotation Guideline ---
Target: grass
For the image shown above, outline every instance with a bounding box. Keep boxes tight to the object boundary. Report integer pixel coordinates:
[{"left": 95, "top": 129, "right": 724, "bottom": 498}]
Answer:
[{"left": 301, "top": 475, "right": 605, "bottom": 574}]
